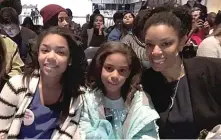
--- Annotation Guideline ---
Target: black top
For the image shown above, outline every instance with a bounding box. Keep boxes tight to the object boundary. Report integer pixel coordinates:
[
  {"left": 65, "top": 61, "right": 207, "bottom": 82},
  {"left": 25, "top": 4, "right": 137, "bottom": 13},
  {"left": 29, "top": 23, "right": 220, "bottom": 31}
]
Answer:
[
  {"left": 142, "top": 69, "right": 197, "bottom": 138},
  {"left": 89, "top": 29, "right": 105, "bottom": 47}
]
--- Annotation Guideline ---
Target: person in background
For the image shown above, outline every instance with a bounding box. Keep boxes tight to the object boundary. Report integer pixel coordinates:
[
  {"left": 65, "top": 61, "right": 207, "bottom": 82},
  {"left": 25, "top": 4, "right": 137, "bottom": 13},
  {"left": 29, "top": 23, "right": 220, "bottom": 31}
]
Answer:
[
  {"left": 22, "top": 16, "right": 37, "bottom": 33},
  {"left": 66, "top": 8, "right": 82, "bottom": 40},
  {"left": 40, "top": 4, "right": 69, "bottom": 29},
  {"left": 183, "top": 0, "right": 207, "bottom": 18},
  {"left": 0, "top": 0, "right": 22, "bottom": 15},
  {"left": 31, "top": 9, "right": 35, "bottom": 21},
  {"left": 122, "top": 11, "right": 135, "bottom": 35},
  {"left": 121, "top": 8, "right": 152, "bottom": 62},
  {"left": 0, "top": 7, "right": 37, "bottom": 63},
  {"left": 211, "top": 11, "right": 221, "bottom": 33},
  {"left": 207, "top": 12, "right": 217, "bottom": 34},
  {"left": 108, "top": 11, "right": 135, "bottom": 41},
  {"left": 197, "top": 25, "right": 221, "bottom": 58},
  {"left": 0, "top": 35, "right": 24, "bottom": 90},
  {"left": 0, "top": 35, "right": 6, "bottom": 90},
  {"left": 106, "top": 12, "right": 123, "bottom": 41},
  {"left": 0, "top": 26, "right": 85, "bottom": 139},
  {"left": 28, "top": 4, "right": 87, "bottom": 74},
  {"left": 195, "top": 0, "right": 207, "bottom": 19},
  {"left": 142, "top": 4, "right": 221, "bottom": 139},
  {"left": 82, "top": 14, "right": 90, "bottom": 38},
  {"left": 188, "top": 7, "right": 209, "bottom": 46},
  {"left": 83, "top": 14, "right": 106, "bottom": 48},
  {"left": 88, "top": 9, "right": 100, "bottom": 29},
  {"left": 80, "top": 41, "right": 159, "bottom": 139},
  {"left": 34, "top": 7, "right": 39, "bottom": 24}
]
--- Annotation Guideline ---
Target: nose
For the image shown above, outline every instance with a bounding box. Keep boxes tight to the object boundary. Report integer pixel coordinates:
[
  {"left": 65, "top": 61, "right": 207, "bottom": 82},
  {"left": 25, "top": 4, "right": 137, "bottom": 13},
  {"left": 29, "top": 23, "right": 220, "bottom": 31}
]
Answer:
[
  {"left": 152, "top": 45, "right": 162, "bottom": 56},
  {"left": 110, "top": 70, "right": 119, "bottom": 82},
  {"left": 63, "top": 20, "right": 69, "bottom": 27},
  {"left": 46, "top": 51, "right": 56, "bottom": 61}
]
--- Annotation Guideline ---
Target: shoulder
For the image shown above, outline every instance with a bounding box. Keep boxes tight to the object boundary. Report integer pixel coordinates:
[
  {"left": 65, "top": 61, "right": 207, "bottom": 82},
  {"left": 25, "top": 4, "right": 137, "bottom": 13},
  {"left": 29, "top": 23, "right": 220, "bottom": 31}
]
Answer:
[
  {"left": 1, "top": 35, "right": 17, "bottom": 48},
  {"left": 122, "top": 34, "right": 133, "bottom": 40},
  {"left": 184, "top": 57, "right": 221, "bottom": 68},
  {"left": 199, "top": 36, "right": 219, "bottom": 47},
  {"left": 132, "top": 90, "right": 154, "bottom": 107},
  {"left": 21, "top": 27, "right": 37, "bottom": 37},
  {"left": 121, "top": 34, "right": 134, "bottom": 43},
  {"left": 184, "top": 57, "right": 221, "bottom": 78},
  {"left": 82, "top": 88, "right": 102, "bottom": 100}
]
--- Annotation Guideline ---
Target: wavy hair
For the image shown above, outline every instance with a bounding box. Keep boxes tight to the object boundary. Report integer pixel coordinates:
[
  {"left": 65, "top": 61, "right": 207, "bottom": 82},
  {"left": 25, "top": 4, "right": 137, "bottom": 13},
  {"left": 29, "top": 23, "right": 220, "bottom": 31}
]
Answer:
[{"left": 86, "top": 41, "right": 142, "bottom": 103}]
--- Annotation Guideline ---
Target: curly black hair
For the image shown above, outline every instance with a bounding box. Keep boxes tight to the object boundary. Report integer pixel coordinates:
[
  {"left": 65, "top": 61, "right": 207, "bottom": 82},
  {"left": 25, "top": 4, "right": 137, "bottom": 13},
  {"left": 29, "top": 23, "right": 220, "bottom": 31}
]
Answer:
[
  {"left": 133, "top": 8, "right": 153, "bottom": 39},
  {"left": 0, "top": 0, "right": 22, "bottom": 15},
  {"left": 0, "top": 7, "right": 19, "bottom": 25},
  {"left": 144, "top": 4, "right": 192, "bottom": 39}
]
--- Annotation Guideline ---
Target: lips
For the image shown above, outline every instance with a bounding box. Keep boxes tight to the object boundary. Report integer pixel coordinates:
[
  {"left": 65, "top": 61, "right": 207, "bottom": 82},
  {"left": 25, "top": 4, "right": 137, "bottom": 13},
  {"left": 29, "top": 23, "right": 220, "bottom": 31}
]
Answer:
[
  {"left": 44, "top": 65, "right": 58, "bottom": 70},
  {"left": 152, "top": 59, "right": 165, "bottom": 64},
  {"left": 108, "top": 81, "right": 118, "bottom": 86}
]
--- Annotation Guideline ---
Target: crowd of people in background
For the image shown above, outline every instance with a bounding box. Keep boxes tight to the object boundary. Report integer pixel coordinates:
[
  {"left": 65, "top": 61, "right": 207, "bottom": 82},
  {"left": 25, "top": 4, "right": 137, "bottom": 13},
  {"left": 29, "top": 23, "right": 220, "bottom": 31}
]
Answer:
[{"left": 1, "top": 0, "right": 221, "bottom": 139}]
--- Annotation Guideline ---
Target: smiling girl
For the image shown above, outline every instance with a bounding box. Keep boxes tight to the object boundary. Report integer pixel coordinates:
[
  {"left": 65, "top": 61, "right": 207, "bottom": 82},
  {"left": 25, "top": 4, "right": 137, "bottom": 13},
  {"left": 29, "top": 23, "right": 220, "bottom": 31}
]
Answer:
[
  {"left": 79, "top": 41, "right": 159, "bottom": 139},
  {"left": 0, "top": 26, "right": 86, "bottom": 139}
]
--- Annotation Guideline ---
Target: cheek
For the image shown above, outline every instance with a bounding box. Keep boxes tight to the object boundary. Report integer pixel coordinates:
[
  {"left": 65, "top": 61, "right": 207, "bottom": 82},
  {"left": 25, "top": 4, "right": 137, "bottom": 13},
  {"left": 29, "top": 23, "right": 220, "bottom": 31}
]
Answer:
[
  {"left": 129, "top": 18, "right": 134, "bottom": 22},
  {"left": 38, "top": 54, "right": 45, "bottom": 66},
  {"left": 60, "top": 57, "right": 69, "bottom": 66}
]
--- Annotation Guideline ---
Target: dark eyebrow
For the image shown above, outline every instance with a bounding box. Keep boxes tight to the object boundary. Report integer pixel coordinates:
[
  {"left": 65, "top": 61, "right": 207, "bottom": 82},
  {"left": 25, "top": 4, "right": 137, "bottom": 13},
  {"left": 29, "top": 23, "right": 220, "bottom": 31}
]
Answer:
[
  {"left": 104, "top": 63, "right": 129, "bottom": 68},
  {"left": 145, "top": 37, "right": 175, "bottom": 43},
  {"left": 41, "top": 44, "right": 66, "bottom": 49}
]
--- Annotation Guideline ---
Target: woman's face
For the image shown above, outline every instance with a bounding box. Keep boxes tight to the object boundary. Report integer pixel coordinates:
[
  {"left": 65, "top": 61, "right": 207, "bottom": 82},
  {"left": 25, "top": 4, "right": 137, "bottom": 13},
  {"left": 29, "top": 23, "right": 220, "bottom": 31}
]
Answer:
[
  {"left": 123, "top": 13, "right": 134, "bottom": 26},
  {"left": 94, "top": 16, "right": 104, "bottom": 29},
  {"left": 145, "top": 24, "right": 184, "bottom": 72},
  {"left": 101, "top": 53, "right": 130, "bottom": 94},
  {"left": 58, "top": 11, "right": 69, "bottom": 28},
  {"left": 38, "top": 34, "right": 70, "bottom": 78}
]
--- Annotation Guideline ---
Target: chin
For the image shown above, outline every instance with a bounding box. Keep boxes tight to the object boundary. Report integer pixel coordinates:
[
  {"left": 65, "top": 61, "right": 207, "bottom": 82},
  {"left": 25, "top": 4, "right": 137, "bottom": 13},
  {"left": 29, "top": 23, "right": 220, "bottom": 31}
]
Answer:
[{"left": 151, "top": 64, "right": 165, "bottom": 72}]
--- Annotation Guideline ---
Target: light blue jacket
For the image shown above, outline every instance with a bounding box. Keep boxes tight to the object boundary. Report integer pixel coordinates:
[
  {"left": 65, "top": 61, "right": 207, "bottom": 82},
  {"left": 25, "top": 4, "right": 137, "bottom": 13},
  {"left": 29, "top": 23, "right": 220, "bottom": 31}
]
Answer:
[{"left": 79, "top": 88, "right": 160, "bottom": 139}]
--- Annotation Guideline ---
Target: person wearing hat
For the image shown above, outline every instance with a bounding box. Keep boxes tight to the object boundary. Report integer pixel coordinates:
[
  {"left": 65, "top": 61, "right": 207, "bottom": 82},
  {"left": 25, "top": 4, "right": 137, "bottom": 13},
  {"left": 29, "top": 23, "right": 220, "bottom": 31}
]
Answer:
[{"left": 40, "top": 4, "right": 69, "bottom": 29}]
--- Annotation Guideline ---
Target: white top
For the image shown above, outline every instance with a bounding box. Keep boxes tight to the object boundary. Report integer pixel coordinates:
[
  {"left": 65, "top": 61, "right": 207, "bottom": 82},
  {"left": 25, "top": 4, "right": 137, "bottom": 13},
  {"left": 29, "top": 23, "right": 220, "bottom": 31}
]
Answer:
[{"left": 197, "top": 36, "right": 221, "bottom": 58}]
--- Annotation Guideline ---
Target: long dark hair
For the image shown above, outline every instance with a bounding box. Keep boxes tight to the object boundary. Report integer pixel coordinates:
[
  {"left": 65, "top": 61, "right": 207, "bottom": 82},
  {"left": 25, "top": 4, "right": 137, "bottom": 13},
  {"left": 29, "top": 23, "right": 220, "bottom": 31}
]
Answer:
[
  {"left": 86, "top": 41, "right": 142, "bottom": 103},
  {"left": 23, "top": 26, "right": 86, "bottom": 118}
]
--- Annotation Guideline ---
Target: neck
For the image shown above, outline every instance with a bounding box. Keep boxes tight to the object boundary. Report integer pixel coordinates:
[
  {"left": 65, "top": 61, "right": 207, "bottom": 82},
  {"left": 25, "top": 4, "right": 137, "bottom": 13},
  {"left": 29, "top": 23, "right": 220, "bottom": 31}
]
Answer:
[
  {"left": 105, "top": 90, "right": 121, "bottom": 100},
  {"left": 125, "top": 24, "right": 133, "bottom": 30},
  {"left": 40, "top": 73, "right": 61, "bottom": 89},
  {"left": 161, "top": 56, "right": 185, "bottom": 82}
]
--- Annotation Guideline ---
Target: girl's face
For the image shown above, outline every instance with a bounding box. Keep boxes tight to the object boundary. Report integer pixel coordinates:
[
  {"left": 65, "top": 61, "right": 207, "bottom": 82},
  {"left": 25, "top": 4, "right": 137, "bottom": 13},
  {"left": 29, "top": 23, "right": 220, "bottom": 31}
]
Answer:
[
  {"left": 58, "top": 11, "right": 69, "bottom": 28},
  {"left": 94, "top": 16, "right": 104, "bottom": 29},
  {"left": 145, "top": 24, "right": 184, "bottom": 72},
  {"left": 101, "top": 52, "right": 130, "bottom": 94},
  {"left": 123, "top": 13, "right": 134, "bottom": 25},
  {"left": 38, "top": 34, "right": 70, "bottom": 78}
]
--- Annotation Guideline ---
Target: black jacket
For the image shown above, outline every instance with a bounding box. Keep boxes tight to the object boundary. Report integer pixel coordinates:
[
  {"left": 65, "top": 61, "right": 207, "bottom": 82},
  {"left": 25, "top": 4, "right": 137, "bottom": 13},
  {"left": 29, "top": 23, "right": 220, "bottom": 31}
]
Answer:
[{"left": 142, "top": 57, "right": 221, "bottom": 138}]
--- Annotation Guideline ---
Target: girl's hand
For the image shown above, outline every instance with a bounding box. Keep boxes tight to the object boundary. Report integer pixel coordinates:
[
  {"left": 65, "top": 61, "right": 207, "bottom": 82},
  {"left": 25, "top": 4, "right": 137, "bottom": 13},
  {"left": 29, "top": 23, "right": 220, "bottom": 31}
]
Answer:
[{"left": 99, "top": 24, "right": 104, "bottom": 35}]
